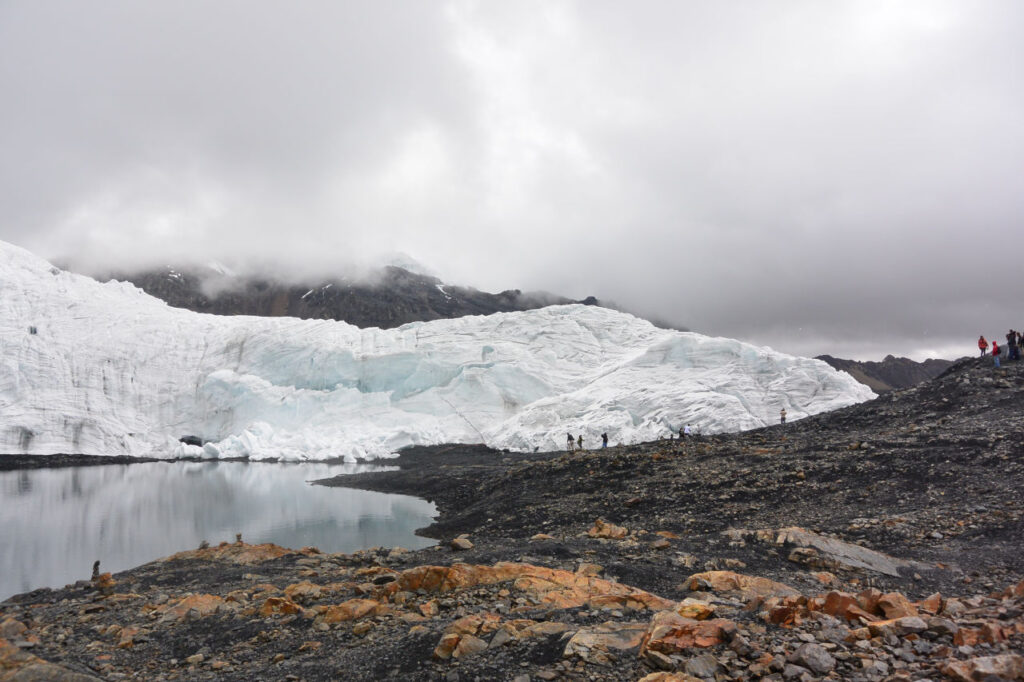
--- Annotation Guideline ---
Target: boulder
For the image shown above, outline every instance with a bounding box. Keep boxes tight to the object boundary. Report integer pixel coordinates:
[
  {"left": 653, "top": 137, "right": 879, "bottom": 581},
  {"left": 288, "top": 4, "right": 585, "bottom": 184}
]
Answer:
[
  {"left": 563, "top": 621, "right": 648, "bottom": 666},
  {"left": 587, "top": 519, "right": 629, "bottom": 539},
  {"left": 641, "top": 612, "right": 736, "bottom": 654},
  {"left": 684, "top": 571, "right": 799, "bottom": 600},
  {"left": 942, "top": 654, "right": 1024, "bottom": 681}
]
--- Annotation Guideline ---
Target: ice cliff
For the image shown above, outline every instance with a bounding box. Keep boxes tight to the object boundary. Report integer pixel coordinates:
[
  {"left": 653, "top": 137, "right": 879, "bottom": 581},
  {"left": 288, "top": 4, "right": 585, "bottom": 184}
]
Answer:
[{"left": 0, "top": 241, "right": 875, "bottom": 460}]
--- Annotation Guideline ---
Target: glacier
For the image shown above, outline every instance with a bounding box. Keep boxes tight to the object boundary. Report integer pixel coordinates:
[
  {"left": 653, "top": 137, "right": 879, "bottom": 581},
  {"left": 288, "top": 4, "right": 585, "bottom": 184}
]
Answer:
[{"left": 0, "top": 240, "right": 875, "bottom": 461}]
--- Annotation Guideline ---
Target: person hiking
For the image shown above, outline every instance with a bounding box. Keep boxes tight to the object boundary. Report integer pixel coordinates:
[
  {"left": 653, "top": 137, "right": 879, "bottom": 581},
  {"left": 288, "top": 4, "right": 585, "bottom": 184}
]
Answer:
[
  {"left": 601, "top": 433, "right": 608, "bottom": 449},
  {"left": 979, "top": 335, "right": 989, "bottom": 356},
  {"left": 780, "top": 408, "right": 787, "bottom": 424},
  {"left": 577, "top": 434, "right": 583, "bottom": 451},
  {"left": 684, "top": 424, "right": 692, "bottom": 438},
  {"left": 566, "top": 433, "right": 574, "bottom": 452},
  {"left": 992, "top": 341, "right": 1001, "bottom": 368}
]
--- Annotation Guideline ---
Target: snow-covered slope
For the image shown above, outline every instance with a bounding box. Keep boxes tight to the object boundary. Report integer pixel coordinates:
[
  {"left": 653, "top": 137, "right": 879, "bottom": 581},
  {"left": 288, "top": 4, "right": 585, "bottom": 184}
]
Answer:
[{"left": 0, "top": 241, "right": 875, "bottom": 460}]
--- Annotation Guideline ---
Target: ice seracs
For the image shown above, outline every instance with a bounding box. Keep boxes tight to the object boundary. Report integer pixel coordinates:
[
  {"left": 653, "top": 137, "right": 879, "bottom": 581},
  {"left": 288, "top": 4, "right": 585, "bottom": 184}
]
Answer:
[{"left": 0, "top": 240, "right": 875, "bottom": 461}]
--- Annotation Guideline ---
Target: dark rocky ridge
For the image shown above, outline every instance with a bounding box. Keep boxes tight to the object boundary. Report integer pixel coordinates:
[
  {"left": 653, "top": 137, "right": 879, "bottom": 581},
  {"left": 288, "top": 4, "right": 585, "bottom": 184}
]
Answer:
[
  {"left": 99, "top": 264, "right": 600, "bottom": 329},
  {"left": 2, "top": 356, "right": 1022, "bottom": 681},
  {"left": 816, "top": 354, "right": 955, "bottom": 393}
]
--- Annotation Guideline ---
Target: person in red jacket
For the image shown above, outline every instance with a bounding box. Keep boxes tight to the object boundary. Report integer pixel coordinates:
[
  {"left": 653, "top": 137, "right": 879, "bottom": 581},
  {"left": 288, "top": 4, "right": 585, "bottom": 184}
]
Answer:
[
  {"left": 979, "top": 335, "right": 989, "bottom": 356},
  {"left": 992, "top": 341, "right": 1001, "bottom": 368}
]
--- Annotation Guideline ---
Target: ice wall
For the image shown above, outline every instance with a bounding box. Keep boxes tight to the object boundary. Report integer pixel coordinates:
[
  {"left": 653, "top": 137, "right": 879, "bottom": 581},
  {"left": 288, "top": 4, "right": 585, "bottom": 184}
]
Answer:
[{"left": 0, "top": 241, "right": 875, "bottom": 460}]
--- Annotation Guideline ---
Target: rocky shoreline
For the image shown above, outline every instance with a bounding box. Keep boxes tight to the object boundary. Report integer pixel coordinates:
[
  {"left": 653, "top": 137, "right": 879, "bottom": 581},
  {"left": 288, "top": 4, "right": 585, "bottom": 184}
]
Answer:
[{"left": 2, "top": 357, "right": 1023, "bottom": 680}]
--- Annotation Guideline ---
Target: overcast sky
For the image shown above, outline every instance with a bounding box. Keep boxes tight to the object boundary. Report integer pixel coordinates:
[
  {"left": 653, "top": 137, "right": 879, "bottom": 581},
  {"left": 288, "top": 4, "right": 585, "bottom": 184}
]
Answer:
[{"left": 2, "top": 1, "right": 1022, "bottom": 361}]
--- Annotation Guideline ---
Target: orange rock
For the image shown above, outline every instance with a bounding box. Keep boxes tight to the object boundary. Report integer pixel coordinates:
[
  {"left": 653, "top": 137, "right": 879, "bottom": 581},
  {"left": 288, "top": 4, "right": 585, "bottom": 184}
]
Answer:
[
  {"left": 942, "top": 654, "right": 1024, "bottom": 682},
  {"left": 319, "top": 598, "right": 382, "bottom": 624},
  {"left": 284, "top": 581, "right": 323, "bottom": 604},
  {"left": 93, "top": 572, "right": 116, "bottom": 595},
  {"left": 587, "top": 518, "right": 629, "bottom": 539},
  {"left": 564, "top": 621, "right": 650, "bottom": 665},
  {"left": 164, "top": 541, "right": 308, "bottom": 565},
  {"left": 433, "top": 632, "right": 461, "bottom": 660},
  {"left": 419, "top": 600, "right": 439, "bottom": 618},
  {"left": 656, "top": 531, "right": 681, "bottom": 539},
  {"left": 812, "top": 572, "right": 838, "bottom": 586},
  {"left": 877, "top": 592, "right": 918, "bottom": 619},
  {"left": 856, "top": 587, "right": 882, "bottom": 614},
  {"left": 389, "top": 561, "right": 674, "bottom": 615},
  {"left": 0, "top": 618, "right": 27, "bottom": 639},
  {"left": 675, "top": 598, "right": 715, "bottom": 621},
  {"left": 445, "top": 613, "right": 501, "bottom": 637},
  {"left": 641, "top": 612, "right": 736, "bottom": 654},
  {"left": 452, "top": 634, "right": 488, "bottom": 658},
  {"left": 820, "top": 591, "right": 878, "bottom": 623},
  {"left": 637, "top": 674, "right": 703, "bottom": 682},
  {"left": 259, "top": 597, "right": 302, "bottom": 617},
  {"left": 866, "top": 616, "right": 928, "bottom": 637},
  {"left": 917, "top": 592, "right": 943, "bottom": 614},
  {"left": 952, "top": 624, "right": 1005, "bottom": 647},
  {"left": 116, "top": 627, "right": 139, "bottom": 649},
  {"left": 158, "top": 594, "right": 225, "bottom": 622},
  {"left": 684, "top": 571, "right": 799, "bottom": 600}
]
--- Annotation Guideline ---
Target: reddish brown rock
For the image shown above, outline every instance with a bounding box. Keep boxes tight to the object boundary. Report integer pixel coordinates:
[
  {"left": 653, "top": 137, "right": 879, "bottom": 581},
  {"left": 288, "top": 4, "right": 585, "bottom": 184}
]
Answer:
[
  {"left": 942, "top": 654, "right": 1024, "bottom": 681},
  {"left": 587, "top": 518, "right": 629, "bottom": 539},
  {"left": 636, "top": 674, "right": 702, "bottom": 682},
  {"left": 259, "top": 597, "right": 302, "bottom": 617},
  {"left": 0, "top": 619, "right": 27, "bottom": 640},
  {"left": 452, "top": 634, "right": 488, "bottom": 658},
  {"left": 157, "top": 594, "right": 225, "bottom": 623},
  {"left": 820, "top": 591, "right": 878, "bottom": 622},
  {"left": 419, "top": 600, "right": 439, "bottom": 618},
  {"left": 917, "top": 592, "right": 944, "bottom": 614},
  {"left": 563, "top": 621, "right": 649, "bottom": 666},
  {"left": 0, "top": 637, "right": 103, "bottom": 681},
  {"left": 641, "top": 612, "right": 736, "bottom": 654},
  {"left": 319, "top": 599, "right": 383, "bottom": 624},
  {"left": 116, "top": 627, "right": 140, "bottom": 649},
  {"left": 433, "top": 632, "right": 461, "bottom": 660},
  {"left": 877, "top": 592, "right": 918, "bottom": 619},
  {"left": 685, "top": 571, "right": 800, "bottom": 600},
  {"left": 164, "top": 541, "right": 315, "bottom": 565}
]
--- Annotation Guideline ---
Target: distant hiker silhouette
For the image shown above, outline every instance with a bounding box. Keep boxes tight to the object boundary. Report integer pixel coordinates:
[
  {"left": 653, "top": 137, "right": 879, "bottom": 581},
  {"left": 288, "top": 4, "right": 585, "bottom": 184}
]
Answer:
[
  {"left": 992, "top": 341, "right": 1001, "bottom": 368},
  {"left": 566, "top": 433, "right": 574, "bottom": 452},
  {"left": 979, "top": 335, "right": 988, "bottom": 357},
  {"left": 601, "top": 433, "right": 608, "bottom": 448},
  {"left": 780, "top": 408, "right": 787, "bottom": 425},
  {"left": 577, "top": 434, "right": 583, "bottom": 450}
]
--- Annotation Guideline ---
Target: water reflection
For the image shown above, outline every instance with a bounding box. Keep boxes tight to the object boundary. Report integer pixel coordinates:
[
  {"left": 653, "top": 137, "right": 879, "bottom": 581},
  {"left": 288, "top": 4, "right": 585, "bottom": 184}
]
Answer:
[{"left": 0, "top": 462, "right": 436, "bottom": 600}]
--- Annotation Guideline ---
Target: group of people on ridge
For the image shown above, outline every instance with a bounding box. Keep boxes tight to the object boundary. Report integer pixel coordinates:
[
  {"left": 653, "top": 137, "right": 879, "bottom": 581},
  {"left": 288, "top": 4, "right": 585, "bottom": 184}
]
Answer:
[
  {"left": 978, "top": 331, "right": 1023, "bottom": 368},
  {"left": 566, "top": 432, "right": 609, "bottom": 451}
]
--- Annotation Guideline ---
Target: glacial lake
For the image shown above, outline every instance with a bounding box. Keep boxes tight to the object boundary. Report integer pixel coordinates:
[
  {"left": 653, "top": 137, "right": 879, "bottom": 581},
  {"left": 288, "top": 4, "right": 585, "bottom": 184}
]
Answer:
[{"left": 0, "top": 461, "right": 437, "bottom": 601}]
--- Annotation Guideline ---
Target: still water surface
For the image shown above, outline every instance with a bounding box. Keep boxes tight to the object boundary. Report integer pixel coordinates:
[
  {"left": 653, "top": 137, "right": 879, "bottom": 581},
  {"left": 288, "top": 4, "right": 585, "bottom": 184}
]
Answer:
[{"left": 0, "top": 461, "right": 437, "bottom": 600}]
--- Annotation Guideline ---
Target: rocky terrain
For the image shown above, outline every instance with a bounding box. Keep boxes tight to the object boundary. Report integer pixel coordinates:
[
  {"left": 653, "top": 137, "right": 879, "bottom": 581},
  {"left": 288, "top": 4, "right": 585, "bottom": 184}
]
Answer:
[
  {"left": 96, "top": 264, "right": 598, "bottom": 329},
  {"left": 2, "top": 356, "right": 1023, "bottom": 681},
  {"left": 816, "top": 355, "right": 955, "bottom": 393}
]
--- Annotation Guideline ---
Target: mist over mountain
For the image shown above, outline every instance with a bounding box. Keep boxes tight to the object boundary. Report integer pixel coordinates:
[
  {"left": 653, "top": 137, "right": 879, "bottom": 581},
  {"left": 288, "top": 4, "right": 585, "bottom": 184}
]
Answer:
[{"left": 94, "top": 264, "right": 600, "bottom": 330}]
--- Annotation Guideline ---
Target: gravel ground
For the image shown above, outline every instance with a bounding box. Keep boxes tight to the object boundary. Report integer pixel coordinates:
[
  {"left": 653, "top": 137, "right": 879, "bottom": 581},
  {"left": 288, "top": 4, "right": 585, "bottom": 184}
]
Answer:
[{"left": 2, "top": 355, "right": 1023, "bottom": 681}]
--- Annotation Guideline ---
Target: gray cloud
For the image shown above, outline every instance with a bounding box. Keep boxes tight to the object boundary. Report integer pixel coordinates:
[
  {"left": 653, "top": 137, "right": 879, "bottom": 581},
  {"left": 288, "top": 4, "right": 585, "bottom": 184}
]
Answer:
[{"left": 2, "top": 1, "right": 1022, "bottom": 361}]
